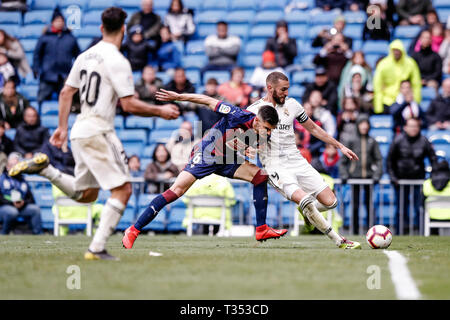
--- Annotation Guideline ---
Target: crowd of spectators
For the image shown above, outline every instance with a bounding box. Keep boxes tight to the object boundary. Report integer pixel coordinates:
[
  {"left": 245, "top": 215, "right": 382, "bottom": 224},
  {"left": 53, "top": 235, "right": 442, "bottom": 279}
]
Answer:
[{"left": 0, "top": 0, "right": 449, "bottom": 234}]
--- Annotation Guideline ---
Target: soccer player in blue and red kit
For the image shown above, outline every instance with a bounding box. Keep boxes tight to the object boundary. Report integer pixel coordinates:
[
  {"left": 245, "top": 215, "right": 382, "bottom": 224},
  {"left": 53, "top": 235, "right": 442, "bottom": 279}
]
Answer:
[{"left": 122, "top": 89, "right": 287, "bottom": 248}]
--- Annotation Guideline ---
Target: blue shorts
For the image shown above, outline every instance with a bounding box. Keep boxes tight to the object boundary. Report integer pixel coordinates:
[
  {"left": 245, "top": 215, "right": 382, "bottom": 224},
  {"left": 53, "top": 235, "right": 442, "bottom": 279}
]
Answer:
[{"left": 183, "top": 152, "right": 243, "bottom": 180}]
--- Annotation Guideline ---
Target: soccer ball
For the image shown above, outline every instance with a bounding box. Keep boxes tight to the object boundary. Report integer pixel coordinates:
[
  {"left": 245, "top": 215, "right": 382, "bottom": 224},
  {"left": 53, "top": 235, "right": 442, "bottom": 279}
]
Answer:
[{"left": 366, "top": 225, "right": 392, "bottom": 249}]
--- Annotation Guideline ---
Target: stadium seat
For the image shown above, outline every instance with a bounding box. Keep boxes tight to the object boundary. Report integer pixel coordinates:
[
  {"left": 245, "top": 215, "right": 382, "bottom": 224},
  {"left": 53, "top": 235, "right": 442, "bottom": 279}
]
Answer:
[
  {"left": 185, "top": 69, "right": 201, "bottom": 85},
  {"left": 228, "top": 24, "right": 249, "bottom": 39},
  {"left": 195, "top": 10, "right": 227, "bottom": 24},
  {"left": 59, "top": 0, "right": 88, "bottom": 10},
  {"left": 154, "top": 117, "right": 184, "bottom": 130},
  {"left": 289, "top": 85, "right": 305, "bottom": 99},
  {"left": 33, "top": 190, "right": 54, "bottom": 208},
  {"left": 362, "top": 40, "right": 390, "bottom": 55},
  {"left": 0, "top": 11, "right": 22, "bottom": 24},
  {"left": 202, "top": 0, "right": 228, "bottom": 10},
  {"left": 20, "top": 39, "right": 39, "bottom": 53},
  {"left": 78, "top": 37, "right": 92, "bottom": 51},
  {"left": 434, "top": 144, "right": 450, "bottom": 161},
  {"left": 196, "top": 23, "right": 217, "bottom": 38},
  {"left": 83, "top": 10, "right": 103, "bottom": 25},
  {"left": 5, "top": 128, "right": 15, "bottom": 140},
  {"left": 18, "top": 24, "right": 46, "bottom": 39},
  {"left": 40, "top": 208, "right": 54, "bottom": 230},
  {"left": 41, "top": 101, "right": 59, "bottom": 115},
  {"left": 123, "top": 142, "right": 145, "bottom": 158},
  {"left": 226, "top": 10, "right": 255, "bottom": 24},
  {"left": 292, "top": 70, "right": 315, "bottom": 84},
  {"left": 125, "top": 115, "right": 154, "bottom": 130},
  {"left": 115, "top": 0, "right": 140, "bottom": 10},
  {"left": 296, "top": 40, "right": 320, "bottom": 55},
  {"left": 142, "top": 144, "right": 157, "bottom": 158},
  {"left": 284, "top": 11, "right": 309, "bottom": 24},
  {"left": 259, "top": 0, "right": 287, "bottom": 11},
  {"left": 254, "top": 10, "right": 285, "bottom": 24},
  {"left": 117, "top": 129, "right": 147, "bottom": 144},
  {"left": 132, "top": 71, "right": 142, "bottom": 83},
  {"left": 298, "top": 54, "right": 316, "bottom": 70},
  {"left": 166, "top": 207, "right": 187, "bottom": 232},
  {"left": 148, "top": 130, "right": 175, "bottom": 144},
  {"left": 307, "top": 25, "right": 330, "bottom": 39},
  {"left": 421, "top": 99, "right": 431, "bottom": 112},
  {"left": 185, "top": 40, "right": 204, "bottom": 55},
  {"left": 41, "top": 115, "right": 59, "bottom": 129},
  {"left": 394, "top": 25, "right": 422, "bottom": 39},
  {"left": 422, "top": 87, "right": 437, "bottom": 101},
  {"left": 114, "top": 116, "right": 124, "bottom": 130},
  {"left": 310, "top": 11, "right": 339, "bottom": 25},
  {"left": 182, "top": 55, "right": 207, "bottom": 70},
  {"left": 281, "top": 201, "right": 295, "bottom": 226},
  {"left": 370, "top": 128, "right": 393, "bottom": 144},
  {"left": 352, "top": 39, "right": 363, "bottom": 51},
  {"left": 184, "top": 0, "right": 202, "bottom": 11},
  {"left": 140, "top": 157, "right": 151, "bottom": 169},
  {"left": 87, "top": 0, "right": 111, "bottom": 10},
  {"left": 229, "top": 0, "right": 258, "bottom": 10},
  {"left": 343, "top": 11, "right": 366, "bottom": 24},
  {"left": 203, "top": 70, "right": 230, "bottom": 84},
  {"left": 249, "top": 24, "right": 276, "bottom": 38},
  {"left": 153, "top": 0, "right": 171, "bottom": 10},
  {"left": 289, "top": 24, "right": 307, "bottom": 39},
  {"left": 155, "top": 72, "right": 172, "bottom": 84},
  {"left": 116, "top": 208, "right": 136, "bottom": 230},
  {"left": 365, "top": 53, "right": 384, "bottom": 69},
  {"left": 241, "top": 55, "right": 262, "bottom": 68},
  {"left": 426, "top": 131, "right": 450, "bottom": 144},
  {"left": 369, "top": 115, "right": 393, "bottom": 129},
  {"left": 23, "top": 10, "right": 53, "bottom": 25},
  {"left": 434, "top": 0, "right": 450, "bottom": 9},
  {"left": 438, "top": 9, "right": 450, "bottom": 23},
  {"left": 19, "top": 85, "right": 38, "bottom": 101},
  {"left": 378, "top": 143, "right": 390, "bottom": 158},
  {"left": 72, "top": 25, "right": 102, "bottom": 38},
  {"left": 0, "top": 25, "right": 18, "bottom": 37},
  {"left": 244, "top": 39, "right": 266, "bottom": 55},
  {"left": 32, "top": 0, "right": 57, "bottom": 10},
  {"left": 343, "top": 24, "right": 363, "bottom": 40}
]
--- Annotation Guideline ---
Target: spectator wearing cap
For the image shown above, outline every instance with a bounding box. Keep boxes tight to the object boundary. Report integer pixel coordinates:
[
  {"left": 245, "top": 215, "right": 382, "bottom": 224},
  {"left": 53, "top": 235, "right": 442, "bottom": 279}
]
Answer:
[
  {"left": 373, "top": 39, "right": 422, "bottom": 114},
  {"left": 397, "top": 0, "right": 434, "bottom": 26},
  {"left": 0, "top": 79, "right": 30, "bottom": 129},
  {"left": 127, "top": 0, "right": 162, "bottom": 42},
  {"left": 426, "top": 78, "right": 450, "bottom": 131},
  {"left": 202, "top": 21, "right": 241, "bottom": 77},
  {"left": 249, "top": 51, "right": 285, "bottom": 89},
  {"left": 0, "top": 152, "right": 42, "bottom": 235},
  {"left": 121, "top": 25, "right": 155, "bottom": 72},
  {"left": 410, "top": 29, "right": 443, "bottom": 90},
  {"left": 164, "top": 0, "right": 195, "bottom": 43},
  {"left": 33, "top": 7, "right": 80, "bottom": 105},
  {"left": 265, "top": 20, "right": 298, "bottom": 74},
  {"left": 303, "top": 66, "right": 339, "bottom": 116},
  {"left": 153, "top": 26, "right": 182, "bottom": 74},
  {"left": 312, "top": 15, "right": 353, "bottom": 49},
  {"left": 314, "top": 32, "right": 353, "bottom": 85},
  {"left": 218, "top": 67, "right": 252, "bottom": 108}
]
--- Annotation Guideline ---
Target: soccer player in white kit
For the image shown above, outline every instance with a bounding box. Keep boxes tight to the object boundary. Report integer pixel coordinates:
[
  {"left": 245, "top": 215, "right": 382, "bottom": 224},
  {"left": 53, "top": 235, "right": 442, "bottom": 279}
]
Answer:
[
  {"left": 247, "top": 72, "right": 361, "bottom": 249},
  {"left": 9, "top": 7, "right": 180, "bottom": 260}
]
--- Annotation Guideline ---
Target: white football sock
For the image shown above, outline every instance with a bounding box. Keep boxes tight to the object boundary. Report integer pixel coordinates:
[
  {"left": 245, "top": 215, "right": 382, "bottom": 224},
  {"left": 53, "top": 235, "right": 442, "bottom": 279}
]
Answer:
[
  {"left": 89, "top": 198, "right": 125, "bottom": 253},
  {"left": 299, "top": 195, "right": 343, "bottom": 246},
  {"left": 40, "top": 165, "right": 82, "bottom": 200}
]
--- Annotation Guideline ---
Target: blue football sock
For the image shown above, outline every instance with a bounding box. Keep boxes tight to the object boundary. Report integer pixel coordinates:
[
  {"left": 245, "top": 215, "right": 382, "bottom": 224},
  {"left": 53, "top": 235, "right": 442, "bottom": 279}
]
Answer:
[
  {"left": 134, "top": 190, "right": 178, "bottom": 231},
  {"left": 253, "top": 180, "right": 268, "bottom": 227}
]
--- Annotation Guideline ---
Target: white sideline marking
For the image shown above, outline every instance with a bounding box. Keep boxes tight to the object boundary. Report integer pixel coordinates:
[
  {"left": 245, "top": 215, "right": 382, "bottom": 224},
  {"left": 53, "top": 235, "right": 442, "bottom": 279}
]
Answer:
[{"left": 383, "top": 250, "right": 421, "bottom": 300}]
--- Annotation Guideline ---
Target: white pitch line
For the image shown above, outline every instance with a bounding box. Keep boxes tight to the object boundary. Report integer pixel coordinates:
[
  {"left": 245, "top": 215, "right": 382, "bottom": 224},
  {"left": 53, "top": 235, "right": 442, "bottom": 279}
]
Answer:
[{"left": 383, "top": 250, "right": 421, "bottom": 300}]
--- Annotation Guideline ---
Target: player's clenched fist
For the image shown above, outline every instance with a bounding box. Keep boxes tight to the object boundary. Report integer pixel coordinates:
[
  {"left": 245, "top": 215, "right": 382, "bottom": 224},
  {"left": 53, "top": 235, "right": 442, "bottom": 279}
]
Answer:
[{"left": 159, "top": 104, "right": 180, "bottom": 120}]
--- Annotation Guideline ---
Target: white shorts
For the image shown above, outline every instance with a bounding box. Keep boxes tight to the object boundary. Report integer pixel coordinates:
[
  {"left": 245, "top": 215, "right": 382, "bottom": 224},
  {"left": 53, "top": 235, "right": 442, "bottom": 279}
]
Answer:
[
  {"left": 265, "top": 157, "right": 328, "bottom": 200},
  {"left": 71, "top": 132, "right": 131, "bottom": 191}
]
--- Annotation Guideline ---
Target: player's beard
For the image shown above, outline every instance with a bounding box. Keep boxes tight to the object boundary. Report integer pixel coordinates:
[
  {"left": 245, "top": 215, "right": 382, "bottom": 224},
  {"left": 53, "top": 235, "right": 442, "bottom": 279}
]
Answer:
[{"left": 272, "top": 91, "right": 285, "bottom": 105}]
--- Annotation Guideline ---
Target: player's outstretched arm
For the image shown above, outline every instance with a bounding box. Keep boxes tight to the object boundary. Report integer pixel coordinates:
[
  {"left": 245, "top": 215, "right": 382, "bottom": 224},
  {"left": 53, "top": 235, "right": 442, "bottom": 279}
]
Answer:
[
  {"left": 156, "top": 89, "right": 219, "bottom": 111},
  {"left": 50, "top": 84, "right": 77, "bottom": 148},
  {"left": 120, "top": 95, "right": 180, "bottom": 119},
  {"left": 301, "top": 118, "right": 359, "bottom": 161}
]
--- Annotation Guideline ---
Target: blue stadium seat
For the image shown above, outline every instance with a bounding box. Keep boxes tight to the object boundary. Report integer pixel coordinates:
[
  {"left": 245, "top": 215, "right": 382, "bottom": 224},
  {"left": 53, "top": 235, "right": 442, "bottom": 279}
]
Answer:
[
  {"left": 0, "top": 11, "right": 22, "bottom": 24},
  {"left": 19, "top": 85, "right": 38, "bottom": 101},
  {"left": 259, "top": 0, "right": 287, "bottom": 10},
  {"left": 40, "top": 208, "right": 54, "bottom": 229},
  {"left": 196, "top": 23, "right": 217, "bottom": 38},
  {"left": 18, "top": 24, "right": 46, "bottom": 39},
  {"left": 298, "top": 54, "right": 316, "bottom": 70},
  {"left": 378, "top": 143, "right": 390, "bottom": 158},
  {"left": 307, "top": 25, "right": 330, "bottom": 39},
  {"left": 228, "top": 24, "right": 249, "bottom": 39},
  {"left": 59, "top": 0, "right": 88, "bottom": 10},
  {"left": 34, "top": 190, "right": 54, "bottom": 208},
  {"left": 87, "top": 0, "right": 112, "bottom": 10},
  {"left": 225, "top": 10, "right": 255, "bottom": 23},
  {"left": 195, "top": 10, "right": 227, "bottom": 24},
  {"left": 185, "top": 69, "right": 201, "bottom": 85},
  {"left": 365, "top": 53, "right": 384, "bottom": 69},
  {"left": 166, "top": 207, "right": 186, "bottom": 232},
  {"left": 78, "top": 37, "right": 92, "bottom": 51},
  {"left": 116, "top": 208, "right": 136, "bottom": 230},
  {"left": 155, "top": 72, "right": 172, "bottom": 84},
  {"left": 154, "top": 117, "right": 184, "bottom": 130},
  {"left": 23, "top": 10, "right": 53, "bottom": 25},
  {"left": 394, "top": 25, "right": 422, "bottom": 39},
  {"left": 296, "top": 40, "right": 320, "bottom": 55},
  {"left": 182, "top": 55, "right": 207, "bottom": 70},
  {"left": 420, "top": 99, "right": 431, "bottom": 112},
  {"left": 140, "top": 157, "right": 151, "bottom": 169},
  {"left": 148, "top": 130, "right": 175, "bottom": 144},
  {"left": 229, "top": 0, "right": 258, "bottom": 10},
  {"left": 32, "top": 0, "right": 57, "bottom": 10},
  {"left": 310, "top": 11, "right": 339, "bottom": 25},
  {"left": 83, "top": 10, "right": 103, "bottom": 25},
  {"left": 343, "top": 11, "right": 366, "bottom": 24},
  {"left": 202, "top": 0, "right": 228, "bottom": 10},
  {"left": 289, "top": 24, "right": 307, "bottom": 39},
  {"left": 5, "top": 128, "right": 15, "bottom": 140},
  {"left": 353, "top": 39, "right": 363, "bottom": 51},
  {"left": 125, "top": 115, "right": 154, "bottom": 130},
  {"left": 284, "top": 11, "right": 309, "bottom": 24},
  {"left": 142, "top": 144, "right": 157, "bottom": 158},
  {"left": 434, "top": 144, "right": 450, "bottom": 161},
  {"left": 184, "top": 0, "right": 202, "bottom": 10},
  {"left": 114, "top": 115, "right": 124, "bottom": 129},
  {"left": 254, "top": 10, "right": 285, "bottom": 23},
  {"left": 362, "top": 40, "right": 390, "bottom": 55},
  {"left": 422, "top": 87, "right": 437, "bottom": 100},
  {"left": 72, "top": 25, "right": 101, "bottom": 38},
  {"left": 241, "top": 55, "right": 262, "bottom": 68},
  {"left": 203, "top": 70, "right": 230, "bottom": 84},
  {"left": 123, "top": 142, "right": 145, "bottom": 157},
  {"left": 426, "top": 130, "right": 450, "bottom": 144},
  {"left": 153, "top": 0, "right": 171, "bottom": 10},
  {"left": 20, "top": 39, "right": 39, "bottom": 53},
  {"left": 132, "top": 71, "right": 142, "bottom": 83},
  {"left": 292, "top": 70, "right": 315, "bottom": 84},
  {"left": 249, "top": 24, "right": 276, "bottom": 38},
  {"left": 117, "top": 129, "right": 147, "bottom": 144},
  {"left": 369, "top": 115, "right": 393, "bottom": 129},
  {"left": 115, "top": 0, "right": 140, "bottom": 10},
  {"left": 41, "top": 101, "right": 59, "bottom": 115},
  {"left": 343, "top": 24, "right": 363, "bottom": 40},
  {"left": 41, "top": 115, "right": 59, "bottom": 129},
  {"left": 370, "top": 128, "right": 393, "bottom": 144},
  {"left": 434, "top": 0, "right": 450, "bottom": 9},
  {"left": 185, "top": 40, "right": 204, "bottom": 55},
  {"left": 0, "top": 25, "right": 18, "bottom": 37},
  {"left": 289, "top": 85, "right": 305, "bottom": 99},
  {"left": 244, "top": 39, "right": 266, "bottom": 55}
]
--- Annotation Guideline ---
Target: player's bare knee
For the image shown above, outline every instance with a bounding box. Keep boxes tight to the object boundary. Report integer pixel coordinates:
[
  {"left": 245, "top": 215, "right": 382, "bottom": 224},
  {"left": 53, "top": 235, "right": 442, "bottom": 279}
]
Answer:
[
  {"left": 79, "top": 189, "right": 99, "bottom": 203},
  {"left": 170, "top": 185, "right": 187, "bottom": 198}
]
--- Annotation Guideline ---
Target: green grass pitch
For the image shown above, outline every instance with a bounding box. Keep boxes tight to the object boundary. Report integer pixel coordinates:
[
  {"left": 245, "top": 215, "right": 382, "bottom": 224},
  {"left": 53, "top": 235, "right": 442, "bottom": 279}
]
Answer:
[{"left": 0, "top": 235, "right": 449, "bottom": 300}]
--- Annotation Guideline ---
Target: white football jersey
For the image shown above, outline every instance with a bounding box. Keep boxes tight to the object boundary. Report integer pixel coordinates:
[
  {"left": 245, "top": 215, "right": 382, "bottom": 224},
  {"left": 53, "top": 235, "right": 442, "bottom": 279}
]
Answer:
[
  {"left": 247, "top": 97, "right": 309, "bottom": 165},
  {"left": 65, "top": 41, "right": 135, "bottom": 139}
]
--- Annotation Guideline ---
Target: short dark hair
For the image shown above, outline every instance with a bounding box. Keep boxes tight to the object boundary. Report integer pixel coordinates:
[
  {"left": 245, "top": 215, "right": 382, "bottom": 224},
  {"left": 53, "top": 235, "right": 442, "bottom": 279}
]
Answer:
[
  {"left": 266, "top": 72, "right": 288, "bottom": 86},
  {"left": 102, "top": 7, "right": 127, "bottom": 34},
  {"left": 400, "top": 79, "right": 411, "bottom": 86},
  {"left": 217, "top": 20, "right": 227, "bottom": 26},
  {"left": 257, "top": 105, "right": 279, "bottom": 126}
]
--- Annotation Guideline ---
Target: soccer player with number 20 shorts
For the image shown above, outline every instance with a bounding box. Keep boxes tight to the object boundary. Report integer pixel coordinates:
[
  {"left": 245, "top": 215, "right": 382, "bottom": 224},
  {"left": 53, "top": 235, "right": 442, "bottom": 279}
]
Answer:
[
  {"left": 122, "top": 89, "right": 288, "bottom": 249},
  {"left": 9, "top": 7, "right": 180, "bottom": 260},
  {"left": 247, "top": 72, "right": 361, "bottom": 249}
]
